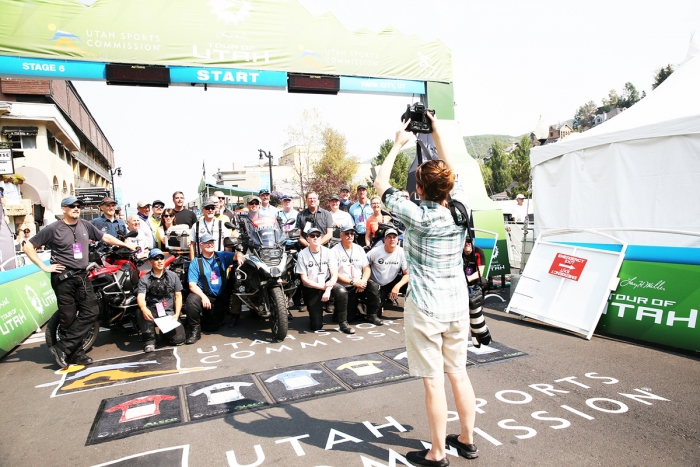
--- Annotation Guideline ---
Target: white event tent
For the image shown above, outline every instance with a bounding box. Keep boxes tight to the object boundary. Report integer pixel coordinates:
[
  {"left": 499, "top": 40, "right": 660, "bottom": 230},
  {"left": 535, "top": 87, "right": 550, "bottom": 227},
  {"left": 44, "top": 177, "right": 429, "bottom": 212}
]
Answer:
[{"left": 530, "top": 32, "right": 700, "bottom": 248}]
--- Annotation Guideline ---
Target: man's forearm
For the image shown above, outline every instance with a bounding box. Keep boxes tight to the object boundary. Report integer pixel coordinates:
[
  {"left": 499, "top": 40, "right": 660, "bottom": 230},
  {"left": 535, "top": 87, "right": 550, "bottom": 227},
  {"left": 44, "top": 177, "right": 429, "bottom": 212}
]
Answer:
[
  {"left": 22, "top": 242, "right": 47, "bottom": 272},
  {"left": 374, "top": 144, "right": 402, "bottom": 196}
]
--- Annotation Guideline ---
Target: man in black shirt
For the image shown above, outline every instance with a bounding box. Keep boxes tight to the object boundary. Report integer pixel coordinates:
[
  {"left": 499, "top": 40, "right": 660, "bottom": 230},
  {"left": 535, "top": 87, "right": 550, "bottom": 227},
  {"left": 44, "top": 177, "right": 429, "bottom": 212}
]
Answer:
[
  {"left": 24, "top": 196, "right": 136, "bottom": 369},
  {"left": 295, "top": 190, "right": 334, "bottom": 247},
  {"left": 172, "top": 191, "right": 197, "bottom": 227}
]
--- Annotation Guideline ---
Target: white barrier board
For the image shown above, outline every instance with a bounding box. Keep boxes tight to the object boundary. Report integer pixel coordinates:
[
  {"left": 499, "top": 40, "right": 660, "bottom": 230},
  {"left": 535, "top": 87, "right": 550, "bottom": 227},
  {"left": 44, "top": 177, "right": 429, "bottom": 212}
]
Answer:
[{"left": 506, "top": 240, "right": 625, "bottom": 339}]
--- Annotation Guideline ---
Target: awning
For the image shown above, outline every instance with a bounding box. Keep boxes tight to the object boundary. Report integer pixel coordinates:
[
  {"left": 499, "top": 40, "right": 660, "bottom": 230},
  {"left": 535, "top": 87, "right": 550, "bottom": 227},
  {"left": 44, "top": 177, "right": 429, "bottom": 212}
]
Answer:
[
  {"left": 198, "top": 180, "right": 259, "bottom": 198},
  {"left": 1, "top": 126, "right": 38, "bottom": 136}
]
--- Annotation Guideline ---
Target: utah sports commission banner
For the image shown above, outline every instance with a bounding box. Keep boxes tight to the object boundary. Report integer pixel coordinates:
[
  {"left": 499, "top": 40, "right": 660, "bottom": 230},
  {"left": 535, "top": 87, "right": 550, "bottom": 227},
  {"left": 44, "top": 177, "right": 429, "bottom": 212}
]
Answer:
[{"left": 0, "top": 0, "right": 452, "bottom": 82}]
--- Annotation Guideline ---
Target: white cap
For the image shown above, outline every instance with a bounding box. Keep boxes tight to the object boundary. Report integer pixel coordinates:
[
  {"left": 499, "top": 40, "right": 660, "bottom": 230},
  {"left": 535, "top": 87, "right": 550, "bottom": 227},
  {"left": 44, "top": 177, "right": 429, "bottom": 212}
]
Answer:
[{"left": 516, "top": 194, "right": 525, "bottom": 199}]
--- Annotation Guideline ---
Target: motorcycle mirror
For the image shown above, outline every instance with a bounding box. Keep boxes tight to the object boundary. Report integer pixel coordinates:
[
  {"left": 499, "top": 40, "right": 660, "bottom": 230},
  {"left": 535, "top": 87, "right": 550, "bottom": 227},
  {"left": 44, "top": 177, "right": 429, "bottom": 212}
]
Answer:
[
  {"left": 284, "top": 218, "right": 295, "bottom": 226},
  {"left": 224, "top": 222, "right": 236, "bottom": 230},
  {"left": 125, "top": 230, "right": 139, "bottom": 239}
]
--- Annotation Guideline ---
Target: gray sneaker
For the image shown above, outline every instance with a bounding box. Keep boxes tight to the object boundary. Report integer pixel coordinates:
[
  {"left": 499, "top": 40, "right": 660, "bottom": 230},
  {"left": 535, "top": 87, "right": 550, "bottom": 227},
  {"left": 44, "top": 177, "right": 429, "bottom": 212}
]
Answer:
[{"left": 144, "top": 344, "right": 155, "bottom": 353}]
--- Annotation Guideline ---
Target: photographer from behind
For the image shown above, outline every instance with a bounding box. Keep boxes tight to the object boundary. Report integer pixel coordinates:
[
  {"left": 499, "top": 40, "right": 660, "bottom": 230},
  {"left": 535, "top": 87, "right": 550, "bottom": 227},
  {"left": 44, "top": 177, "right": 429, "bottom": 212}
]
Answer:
[
  {"left": 374, "top": 113, "right": 479, "bottom": 465},
  {"left": 23, "top": 196, "right": 136, "bottom": 369}
]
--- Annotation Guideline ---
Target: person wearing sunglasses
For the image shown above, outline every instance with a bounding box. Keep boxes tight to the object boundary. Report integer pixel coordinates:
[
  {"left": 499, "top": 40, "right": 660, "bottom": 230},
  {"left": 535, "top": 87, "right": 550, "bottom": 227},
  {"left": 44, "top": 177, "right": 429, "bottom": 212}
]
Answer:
[
  {"left": 258, "top": 188, "right": 279, "bottom": 219},
  {"left": 136, "top": 200, "right": 157, "bottom": 250},
  {"left": 190, "top": 197, "right": 230, "bottom": 259},
  {"left": 136, "top": 248, "right": 185, "bottom": 352},
  {"left": 331, "top": 225, "right": 383, "bottom": 325},
  {"left": 158, "top": 208, "right": 184, "bottom": 252},
  {"left": 294, "top": 227, "right": 355, "bottom": 334},
  {"left": 214, "top": 190, "right": 236, "bottom": 220},
  {"left": 23, "top": 196, "right": 137, "bottom": 369}
]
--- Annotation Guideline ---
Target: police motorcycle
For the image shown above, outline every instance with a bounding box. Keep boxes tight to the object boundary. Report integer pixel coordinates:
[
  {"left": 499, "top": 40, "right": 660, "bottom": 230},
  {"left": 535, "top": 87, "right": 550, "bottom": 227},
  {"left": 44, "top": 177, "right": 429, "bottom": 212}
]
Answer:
[{"left": 225, "top": 216, "right": 299, "bottom": 340}]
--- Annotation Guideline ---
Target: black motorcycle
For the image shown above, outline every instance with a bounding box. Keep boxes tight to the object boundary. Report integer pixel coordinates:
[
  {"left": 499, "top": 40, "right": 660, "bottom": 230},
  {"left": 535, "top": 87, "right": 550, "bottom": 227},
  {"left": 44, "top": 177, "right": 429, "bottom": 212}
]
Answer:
[{"left": 226, "top": 217, "right": 299, "bottom": 340}]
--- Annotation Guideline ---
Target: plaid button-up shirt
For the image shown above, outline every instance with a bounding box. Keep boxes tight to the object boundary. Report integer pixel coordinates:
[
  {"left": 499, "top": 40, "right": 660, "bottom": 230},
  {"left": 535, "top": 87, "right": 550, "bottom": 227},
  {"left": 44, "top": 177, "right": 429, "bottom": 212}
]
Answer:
[{"left": 384, "top": 183, "right": 470, "bottom": 322}]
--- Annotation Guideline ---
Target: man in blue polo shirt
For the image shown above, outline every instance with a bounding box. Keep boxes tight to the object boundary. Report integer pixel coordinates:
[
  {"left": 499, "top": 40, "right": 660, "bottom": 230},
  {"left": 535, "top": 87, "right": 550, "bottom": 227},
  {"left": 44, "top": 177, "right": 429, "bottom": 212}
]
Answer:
[
  {"left": 92, "top": 196, "right": 127, "bottom": 238},
  {"left": 185, "top": 233, "right": 245, "bottom": 343},
  {"left": 348, "top": 184, "right": 372, "bottom": 246}
]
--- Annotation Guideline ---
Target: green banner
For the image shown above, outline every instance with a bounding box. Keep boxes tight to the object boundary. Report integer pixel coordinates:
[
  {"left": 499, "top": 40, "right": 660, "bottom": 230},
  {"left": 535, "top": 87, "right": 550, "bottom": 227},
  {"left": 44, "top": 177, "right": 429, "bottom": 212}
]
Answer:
[
  {"left": 597, "top": 260, "right": 699, "bottom": 352},
  {"left": 0, "top": 269, "right": 56, "bottom": 357},
  {"left": 0, "top": 0, "right": 452, "bottom": 82}
]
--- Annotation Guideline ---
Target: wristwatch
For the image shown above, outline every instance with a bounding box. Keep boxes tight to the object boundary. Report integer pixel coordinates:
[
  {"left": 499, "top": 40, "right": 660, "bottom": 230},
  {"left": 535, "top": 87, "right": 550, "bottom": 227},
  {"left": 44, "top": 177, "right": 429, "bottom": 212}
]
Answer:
[{"left": 350, "top": 279, "right": 355, "bottom": 286}]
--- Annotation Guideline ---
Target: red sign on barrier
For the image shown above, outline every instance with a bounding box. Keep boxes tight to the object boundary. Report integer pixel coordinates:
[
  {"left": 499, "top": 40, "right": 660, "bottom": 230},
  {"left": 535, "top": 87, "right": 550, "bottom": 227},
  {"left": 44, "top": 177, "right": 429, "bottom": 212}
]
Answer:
[{"left": 548, "top": 253, "right": 587, "bottom": 281}]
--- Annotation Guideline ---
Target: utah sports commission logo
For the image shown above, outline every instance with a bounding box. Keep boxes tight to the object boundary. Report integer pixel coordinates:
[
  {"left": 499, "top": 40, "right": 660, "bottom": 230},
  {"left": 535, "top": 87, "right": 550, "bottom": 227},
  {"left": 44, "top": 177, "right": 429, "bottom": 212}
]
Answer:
[{"left": 25, "top": 285, "right": 44, "bottom": 315}]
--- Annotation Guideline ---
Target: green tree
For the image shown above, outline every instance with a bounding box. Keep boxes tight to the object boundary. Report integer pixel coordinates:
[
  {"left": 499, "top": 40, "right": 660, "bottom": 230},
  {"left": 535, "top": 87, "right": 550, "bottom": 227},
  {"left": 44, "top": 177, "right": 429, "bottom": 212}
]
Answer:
[
  {"left": 371, "top": 139, "right": 409, "bottom": 190},
  {"left": 618, "top": 82, "right": 641, "bottom": 108},
  {"left": 486, "top": 140, "right": 510, "bottom": 194},
  {"left": 507, "top": 135, "right": 532, "bottom": 198},
  {"left": 652, "top": 64, "right": 674, "bottom": 90},
  {"left": 309, "top": 127, "right": 358, "bottom": 204},
  {"left": 573, "top": 101, "right": 597, "bottom": 130},
  {"left": 602, "top": 89, "right": 619, "bottom": 113}
]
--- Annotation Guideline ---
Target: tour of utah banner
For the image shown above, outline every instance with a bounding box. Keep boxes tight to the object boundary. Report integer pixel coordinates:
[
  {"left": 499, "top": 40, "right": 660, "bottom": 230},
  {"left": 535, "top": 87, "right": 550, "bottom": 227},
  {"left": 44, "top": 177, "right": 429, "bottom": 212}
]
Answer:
[{"left": 0, "top": 0, "right": 452, "bottom": 82}]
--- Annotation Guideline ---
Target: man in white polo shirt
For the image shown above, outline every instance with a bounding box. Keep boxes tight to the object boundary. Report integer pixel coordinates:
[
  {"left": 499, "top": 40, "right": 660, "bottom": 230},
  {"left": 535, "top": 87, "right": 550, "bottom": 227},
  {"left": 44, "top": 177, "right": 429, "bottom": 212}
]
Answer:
[
  {"left": 332, "top": 225, "right": 383, "bottom": 325},
  {"left": 367, "top": 228, "right": 409, "bottom": 306}
]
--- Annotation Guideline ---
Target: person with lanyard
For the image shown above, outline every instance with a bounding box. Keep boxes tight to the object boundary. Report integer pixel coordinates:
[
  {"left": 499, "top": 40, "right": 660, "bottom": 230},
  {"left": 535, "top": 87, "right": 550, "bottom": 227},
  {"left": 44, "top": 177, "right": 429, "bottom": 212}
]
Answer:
[
  {"left": 172, "top": 191, "right": 198, "bottom": 228},
  {"left": 185, "top": 233, "right": 245, "bottom": 343},
  {"left": 203, "top": 195, "right": 231, "bottom": 224},
  {"left": 214, "top": 190, "right": 236, "bottom": 220},
  {"left": 126, "top": 215, "right": 151, "bottom": 257},
  {"left": 92, "top": 196, "right": 127, "bottom": 238},
  {"left": 328, "top": 194, "right": 354, "bottom": 229},
  {"left": 295, "top": 191, "right": 334, "bottom": 247},
  {"left": 150, "top": 199, "right": 165, "bottom": 248},
  {"left": 135, "top": 248, "right": 185, "bottom": 352},
  {"left": 23, "top": 196, "right": 136, "bottom": 369},
  {"left": 366, "top": 228, "right": 409, "bottom": 307},
  {"left": 376, "top": 113, "right": 480, "bottom": 464},
  {"left": 331, "top": 225, "right": 383, "bottom": 325},
  {"left": 190, "top": 197, "right": 230, "bottom": 259},
  {"left": 462, "top": 236, "right": 487, "bottom": 288},
  {"left": 338, "top": 185, "right": 352, "bottom": 213},
  {"left": 295, "top": 227, "right": 355, "bottom": 334},
  {"left": 258, "top": 188, "right": 279, "bottom": 218},
  {"left": 277, "top": 194, "right": 297, "bottom": 225},
  {"left": 365, "top": 195, "right": 393, "bottom": 248},
  {"left": 349, "top": 184, "right": 372, "bottom": 246},
  {"left": 136, "top": 200, "right": 156, "bottom": 249}
]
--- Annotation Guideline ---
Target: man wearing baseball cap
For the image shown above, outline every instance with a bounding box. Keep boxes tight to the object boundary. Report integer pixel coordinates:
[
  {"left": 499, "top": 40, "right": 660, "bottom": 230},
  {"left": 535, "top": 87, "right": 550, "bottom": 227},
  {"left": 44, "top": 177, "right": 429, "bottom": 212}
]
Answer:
[
  {"left": 214, "top": 190, "right": 235, "bottom": 220},
  {"left": 511, "top": 193, "right": 528, "bottom": 223},
  {"left": 185, "top": 233, "right": 245, "bottom": 342},
  {"left": 258, "top": 188, "right": 279, "bottom": 219},
  {"left": 332, "top": 225, "right": 383, "bottom": 325},
  {"left": 136, "top": 248, "right": 185, "bottom": 352},
  {"left": 136, "top": 200, "right": 157, "bottom": 249},
  {"left": 328, "top": 194, "right": 353, "bottom": 231},
  {"left": 338, "top": 185, "right": 352, "bottom": 213},
  {"left": 150, "top": 199, "right": 166, "bottom": 248},
  {"left": 349, "top": 184, "right": 372, "bottom": 246},
  {"left": 294, "top": 227, "right": 355, "bottom": 334},
  {"left": 24, "top": 196, "right": 137, "bottom": 368},
  {"left": 190, "top": 197, "right": 230, "bottom": 259},
  {"left": 277, "top": 194, "right": 298, "bottom": 230},
  {"left": 92, "top": 196, "right": 126, "bottom": 238},
  {"left": 366, "top": 228, "right": 409, "bottom": 307}
]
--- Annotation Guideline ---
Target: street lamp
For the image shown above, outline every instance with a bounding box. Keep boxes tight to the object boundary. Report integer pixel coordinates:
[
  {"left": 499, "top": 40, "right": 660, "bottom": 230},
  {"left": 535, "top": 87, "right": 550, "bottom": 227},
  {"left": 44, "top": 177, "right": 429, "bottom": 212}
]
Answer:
[
  {"left": 124, "top": 202, "right": 130, "bottom": 219},
  {"left": 258, "top": 149, "right": 273, "bottom": 192},
  {"left": 109, "top": 167, "right": 122, "bottom": 200}
]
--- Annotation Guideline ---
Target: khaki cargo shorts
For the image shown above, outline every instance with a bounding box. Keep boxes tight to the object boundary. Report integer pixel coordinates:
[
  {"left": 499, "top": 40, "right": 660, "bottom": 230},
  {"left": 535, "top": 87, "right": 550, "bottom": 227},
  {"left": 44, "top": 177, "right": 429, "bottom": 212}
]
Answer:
[{"left": 404, "top": 297, "right": 470, "bottom": 378}]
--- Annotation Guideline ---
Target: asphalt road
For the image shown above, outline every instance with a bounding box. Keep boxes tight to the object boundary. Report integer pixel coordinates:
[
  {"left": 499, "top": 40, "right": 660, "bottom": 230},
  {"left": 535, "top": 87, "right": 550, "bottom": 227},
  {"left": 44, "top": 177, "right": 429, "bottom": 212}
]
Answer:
[{"left": 1, "top": 295, "right": 698, "bottom": 467}]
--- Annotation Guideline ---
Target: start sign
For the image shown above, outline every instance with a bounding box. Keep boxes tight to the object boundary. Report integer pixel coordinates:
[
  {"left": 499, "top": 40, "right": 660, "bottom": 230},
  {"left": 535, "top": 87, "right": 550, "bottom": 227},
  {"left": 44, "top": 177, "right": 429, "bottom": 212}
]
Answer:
[{"left": 548, "top": 253, "right": 588, "bottom": 281}]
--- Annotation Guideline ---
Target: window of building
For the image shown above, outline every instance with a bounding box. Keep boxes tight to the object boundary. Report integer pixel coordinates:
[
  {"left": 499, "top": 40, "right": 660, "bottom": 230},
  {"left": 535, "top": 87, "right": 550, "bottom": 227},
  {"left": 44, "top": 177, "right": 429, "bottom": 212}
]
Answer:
[
  {"left": 52, "top": 176, "right": 59, "bottom": 191},
  {"left": 47, "top": 130, "right": 56, "bottom": 153},
  {"left": 62, "top": 181, "right": 68, "bottom": 194},
  {"left": 7, "top": 134, "right": 37, "bottom": 149}
]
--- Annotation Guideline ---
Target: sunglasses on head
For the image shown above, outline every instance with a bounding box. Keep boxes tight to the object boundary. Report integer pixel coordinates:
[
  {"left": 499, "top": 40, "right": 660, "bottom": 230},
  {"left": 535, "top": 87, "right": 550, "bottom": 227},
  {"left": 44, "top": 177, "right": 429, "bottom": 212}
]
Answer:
[
  {"left": 308, "top": 233, "right": 322, "bottom": 239},
  {"left": 248, "top": 200, "right": 260, "bottom": 205}
]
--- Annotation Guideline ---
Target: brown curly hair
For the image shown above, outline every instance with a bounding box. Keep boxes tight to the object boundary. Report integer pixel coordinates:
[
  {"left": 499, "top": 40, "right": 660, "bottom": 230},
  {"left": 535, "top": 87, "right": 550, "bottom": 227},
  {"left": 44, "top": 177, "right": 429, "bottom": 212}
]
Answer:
[{"left": 415, "top": 159, "right": 455, "bottom": 203}]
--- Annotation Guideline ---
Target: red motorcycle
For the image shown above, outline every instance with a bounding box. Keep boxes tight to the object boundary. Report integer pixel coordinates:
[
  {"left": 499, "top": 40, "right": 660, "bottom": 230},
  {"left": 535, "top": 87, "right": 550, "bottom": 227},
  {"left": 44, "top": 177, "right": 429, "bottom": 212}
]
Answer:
[{"left": 45, "top": 233, "right": 177, "bottom": 353}]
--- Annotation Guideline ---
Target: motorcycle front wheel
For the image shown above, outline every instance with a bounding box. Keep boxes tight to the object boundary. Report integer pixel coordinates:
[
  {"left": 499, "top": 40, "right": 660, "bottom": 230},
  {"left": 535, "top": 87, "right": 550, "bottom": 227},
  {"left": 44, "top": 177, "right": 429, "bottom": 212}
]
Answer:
[
  {"left": 269, "top": 286, "right": 288, "bottom": 341},
  {"left": 44, "top": 311, "right": 100, "bottom": 353}
]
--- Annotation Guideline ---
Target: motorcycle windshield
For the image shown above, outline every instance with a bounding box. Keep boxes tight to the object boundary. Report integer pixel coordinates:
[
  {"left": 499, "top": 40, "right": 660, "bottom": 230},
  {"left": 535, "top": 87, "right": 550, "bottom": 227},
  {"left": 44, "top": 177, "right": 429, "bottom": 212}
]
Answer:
[{"left": 248, "top": 216, "right": 286, "bottom": 248}]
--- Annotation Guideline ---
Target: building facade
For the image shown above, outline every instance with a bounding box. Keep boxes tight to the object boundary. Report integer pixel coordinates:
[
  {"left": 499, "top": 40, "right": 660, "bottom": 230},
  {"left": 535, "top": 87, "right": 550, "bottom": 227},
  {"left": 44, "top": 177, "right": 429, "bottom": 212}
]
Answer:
[{"left": 0, "top": 78, "right": 114, "bottom": 234}]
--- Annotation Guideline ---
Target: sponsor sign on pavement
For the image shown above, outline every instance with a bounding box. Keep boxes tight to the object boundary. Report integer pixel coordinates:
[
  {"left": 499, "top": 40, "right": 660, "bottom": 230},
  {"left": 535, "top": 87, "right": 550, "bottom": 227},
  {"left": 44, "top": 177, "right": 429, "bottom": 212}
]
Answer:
[
  {"left": 324, "top": 352, "right": 411, "bottom": 388},
  {"left": 186, "top": 374, "right": 269, "bottom": 420},
  {"left": 259, "top": 363, "right": 345, "bottom": 403}
]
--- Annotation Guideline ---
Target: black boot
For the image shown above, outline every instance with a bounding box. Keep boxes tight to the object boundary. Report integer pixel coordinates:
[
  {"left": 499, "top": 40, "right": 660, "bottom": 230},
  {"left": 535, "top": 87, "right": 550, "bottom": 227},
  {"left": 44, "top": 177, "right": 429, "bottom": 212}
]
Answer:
[
  {"left": 339, "top": 322, "right": 355, "bottom": 334},
  {"left": 185, "top": 325, "right": 201, "bottom": 345},
  {"left": 367, "top": 314, "right": 384, "bottom": 326}
]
